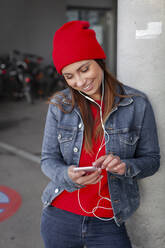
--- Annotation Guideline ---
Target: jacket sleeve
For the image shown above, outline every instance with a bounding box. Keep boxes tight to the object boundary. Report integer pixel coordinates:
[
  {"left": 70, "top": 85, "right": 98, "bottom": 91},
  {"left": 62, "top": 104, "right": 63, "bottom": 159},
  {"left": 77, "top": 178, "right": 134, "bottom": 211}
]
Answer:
[
  {"left": 122, "top": 97, "right": 160, "bottom": 180},
  {"left": 41, "top": 103, "right": 83, "bottom": 192}
]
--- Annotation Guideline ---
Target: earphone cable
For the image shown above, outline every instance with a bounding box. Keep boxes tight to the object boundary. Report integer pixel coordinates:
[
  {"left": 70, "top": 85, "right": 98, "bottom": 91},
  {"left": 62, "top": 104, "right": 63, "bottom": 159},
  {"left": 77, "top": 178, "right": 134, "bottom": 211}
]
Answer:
[{"left": 78, "top": 73, "right": 114, "bottom": 221}]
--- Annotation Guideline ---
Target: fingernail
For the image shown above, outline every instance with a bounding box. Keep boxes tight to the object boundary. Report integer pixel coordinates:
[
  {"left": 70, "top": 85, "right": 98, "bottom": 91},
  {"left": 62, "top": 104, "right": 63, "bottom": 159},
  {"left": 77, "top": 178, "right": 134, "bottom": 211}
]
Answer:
[{"left": 92, "top": 162, "right": 96, "bottom": 166}]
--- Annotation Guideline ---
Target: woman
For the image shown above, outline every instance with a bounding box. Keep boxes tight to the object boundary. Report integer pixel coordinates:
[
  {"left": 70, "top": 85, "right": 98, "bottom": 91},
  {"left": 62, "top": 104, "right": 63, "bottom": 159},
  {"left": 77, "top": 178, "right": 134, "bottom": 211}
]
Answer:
[{"left": 40, "top": 20, "right": 160, "bottom": 248}]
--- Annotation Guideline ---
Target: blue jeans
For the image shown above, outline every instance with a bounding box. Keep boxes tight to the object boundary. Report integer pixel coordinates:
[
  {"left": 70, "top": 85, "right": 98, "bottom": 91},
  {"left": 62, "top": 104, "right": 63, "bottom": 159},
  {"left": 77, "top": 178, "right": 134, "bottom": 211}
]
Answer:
[{"left": 41, "top": 206, "right": 132, "bottom": 248}]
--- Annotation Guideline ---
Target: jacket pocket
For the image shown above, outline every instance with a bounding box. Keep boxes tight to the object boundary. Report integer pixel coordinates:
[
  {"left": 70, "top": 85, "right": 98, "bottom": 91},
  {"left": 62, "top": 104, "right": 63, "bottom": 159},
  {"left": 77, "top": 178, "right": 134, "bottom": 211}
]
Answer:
[
  {"left": 106, "top": 127, "right": 140, "bottom": 159},
  {"left": 119, "top": 129, "right": 140, "bottom": 158},
  {"left": 57, "top": 126, "right": 76, "bottom": 158},
  {"left": 119, "top": 130, "right": 139, "bottom": 145},
  {"left": 57, "top": 131, "right": 74, "bottom": 143}
]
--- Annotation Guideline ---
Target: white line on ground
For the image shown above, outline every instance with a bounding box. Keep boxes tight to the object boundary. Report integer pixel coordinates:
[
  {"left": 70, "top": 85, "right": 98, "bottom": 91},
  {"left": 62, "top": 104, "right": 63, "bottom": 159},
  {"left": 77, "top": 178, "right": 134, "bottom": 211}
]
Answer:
[{"left": 0, "top": 142, "right": 40, "bottom": 164}]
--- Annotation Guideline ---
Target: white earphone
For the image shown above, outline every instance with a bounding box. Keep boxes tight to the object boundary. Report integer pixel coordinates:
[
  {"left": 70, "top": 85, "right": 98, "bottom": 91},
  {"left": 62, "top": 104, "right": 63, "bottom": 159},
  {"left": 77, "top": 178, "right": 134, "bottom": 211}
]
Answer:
[{"left": 78, "top": 73, "right": 114, "bottom": 221}]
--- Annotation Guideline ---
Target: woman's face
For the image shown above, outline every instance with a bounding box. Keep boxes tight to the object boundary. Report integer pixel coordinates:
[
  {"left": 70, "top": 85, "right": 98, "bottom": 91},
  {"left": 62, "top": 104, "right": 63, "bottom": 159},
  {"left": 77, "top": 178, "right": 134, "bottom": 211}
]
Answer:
[{"left": 62, "top": 59, "right": 103, "bottom": 100}]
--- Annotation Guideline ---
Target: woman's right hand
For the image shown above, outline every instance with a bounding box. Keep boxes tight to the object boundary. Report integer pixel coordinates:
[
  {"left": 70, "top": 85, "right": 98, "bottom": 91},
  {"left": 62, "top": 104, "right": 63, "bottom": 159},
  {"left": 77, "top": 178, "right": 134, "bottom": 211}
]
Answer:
[{"left": 68, "top": 165, "right": 102, "bottom": 186}]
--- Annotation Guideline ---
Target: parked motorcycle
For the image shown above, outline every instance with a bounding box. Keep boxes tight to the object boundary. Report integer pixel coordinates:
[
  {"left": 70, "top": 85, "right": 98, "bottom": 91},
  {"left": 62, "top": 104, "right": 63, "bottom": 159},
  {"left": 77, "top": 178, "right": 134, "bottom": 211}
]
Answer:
[
  {"left": 43, "top": 65, "right": 66, "bottom": 97},
  {"left": 16, "top": 61, "right": 34, "bottom": 104},
  {"left": 0, "top": 55, "right": 10, "bottom": 98},
  {"left": 0, "top": 50, "right": 66, "bottom": 102}
]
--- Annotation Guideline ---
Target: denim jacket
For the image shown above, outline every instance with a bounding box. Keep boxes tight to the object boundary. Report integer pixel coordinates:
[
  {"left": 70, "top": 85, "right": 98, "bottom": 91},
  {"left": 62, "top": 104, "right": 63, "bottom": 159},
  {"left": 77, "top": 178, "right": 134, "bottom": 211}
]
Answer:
[{"left": 41, "top": 84, "right": 160, "bottom": 226}]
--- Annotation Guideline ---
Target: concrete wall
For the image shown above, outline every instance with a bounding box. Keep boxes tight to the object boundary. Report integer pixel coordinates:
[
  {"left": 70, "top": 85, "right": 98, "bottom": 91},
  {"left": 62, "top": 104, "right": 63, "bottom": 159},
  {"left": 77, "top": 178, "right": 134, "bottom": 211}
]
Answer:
[
  {"left": 67, "top": 0, "right": 114, "bottom": 8},
  {"left": 117, "top": 1, "right": 165, "bottom": 247},
  {"left": 0, "top": 0, "right": 66, "bottom": 63},
  {"left": 0, "top": 0, "right": 116, "bottom": 66}
]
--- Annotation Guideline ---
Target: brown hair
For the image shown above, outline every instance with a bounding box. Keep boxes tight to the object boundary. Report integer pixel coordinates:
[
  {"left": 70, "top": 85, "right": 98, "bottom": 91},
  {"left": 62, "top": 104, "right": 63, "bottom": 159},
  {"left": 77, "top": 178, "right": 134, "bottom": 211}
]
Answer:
[{"left": 50, "top": 59, "right": 131, "bottom": 153}]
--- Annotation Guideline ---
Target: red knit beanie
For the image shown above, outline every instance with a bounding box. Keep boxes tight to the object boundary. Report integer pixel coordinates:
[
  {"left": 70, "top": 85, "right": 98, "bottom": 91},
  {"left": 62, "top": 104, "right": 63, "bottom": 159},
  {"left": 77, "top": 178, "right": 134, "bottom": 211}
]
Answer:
[{"left": 52, "top": 20, "right": 106, "bottom": 74}]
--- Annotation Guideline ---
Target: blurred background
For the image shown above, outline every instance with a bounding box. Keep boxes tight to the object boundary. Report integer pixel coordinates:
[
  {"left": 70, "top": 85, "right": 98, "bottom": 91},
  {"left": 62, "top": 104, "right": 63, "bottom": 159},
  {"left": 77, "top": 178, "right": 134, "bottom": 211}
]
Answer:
[{"left": 0, "top": 0, "right": 164, "bottom": 248}]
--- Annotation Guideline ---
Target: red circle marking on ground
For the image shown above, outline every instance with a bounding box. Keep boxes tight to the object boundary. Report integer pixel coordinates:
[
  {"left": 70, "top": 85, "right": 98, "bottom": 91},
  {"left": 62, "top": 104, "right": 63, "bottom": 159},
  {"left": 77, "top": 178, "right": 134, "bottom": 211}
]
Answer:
[{"left": 0, "top": 185, "right": 22, "bottom": 222}]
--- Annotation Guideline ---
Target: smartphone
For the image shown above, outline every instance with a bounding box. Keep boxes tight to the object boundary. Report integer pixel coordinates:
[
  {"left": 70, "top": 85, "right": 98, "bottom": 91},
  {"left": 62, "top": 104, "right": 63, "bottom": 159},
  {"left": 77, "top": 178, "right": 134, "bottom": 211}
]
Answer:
[{"left": 73, "top": 166, "right": 98, "bottom": 172}]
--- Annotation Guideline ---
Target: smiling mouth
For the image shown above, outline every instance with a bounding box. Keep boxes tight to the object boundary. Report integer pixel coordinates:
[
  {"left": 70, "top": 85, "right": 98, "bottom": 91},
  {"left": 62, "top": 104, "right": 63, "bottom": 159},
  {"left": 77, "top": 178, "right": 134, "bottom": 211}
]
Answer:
[{"left": 82, "top": 82, "right": 93, "bottom": 91}]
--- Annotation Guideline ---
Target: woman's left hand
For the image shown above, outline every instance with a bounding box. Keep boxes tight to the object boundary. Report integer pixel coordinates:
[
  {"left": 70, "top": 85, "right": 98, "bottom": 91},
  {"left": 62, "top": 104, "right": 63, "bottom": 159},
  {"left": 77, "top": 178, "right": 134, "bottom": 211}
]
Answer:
[{"left": 92, "top": 154, "right": 126, "bottom": 175}]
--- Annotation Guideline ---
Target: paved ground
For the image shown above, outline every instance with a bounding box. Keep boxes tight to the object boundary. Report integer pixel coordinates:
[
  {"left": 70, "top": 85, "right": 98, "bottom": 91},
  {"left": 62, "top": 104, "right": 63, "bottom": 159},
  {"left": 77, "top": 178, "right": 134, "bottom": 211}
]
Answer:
[
  {"left": 0, "top": 98, "right": 49, "bottom": 248},
  {"left": 0, "top": 98, "right": 48, "bottom": 155}
]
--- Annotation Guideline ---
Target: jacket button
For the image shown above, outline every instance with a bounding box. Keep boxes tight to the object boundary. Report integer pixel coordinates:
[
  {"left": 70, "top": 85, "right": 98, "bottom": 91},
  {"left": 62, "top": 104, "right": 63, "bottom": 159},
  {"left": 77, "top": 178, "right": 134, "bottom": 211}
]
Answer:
[
  {"left": 127, "top": 168, "right": 131, "bottom": 175},
  {"left": 78, "top": 123, "right": 82, "bottom": 129},
  {"left": 73, "top": 147, "right": 78, "bottom": 153},
  {"left": 58, "top": 134, "right": 62, "bottom": 140},
  {"left": 55, "top": 188, "right": 59, "bottom": 194}
]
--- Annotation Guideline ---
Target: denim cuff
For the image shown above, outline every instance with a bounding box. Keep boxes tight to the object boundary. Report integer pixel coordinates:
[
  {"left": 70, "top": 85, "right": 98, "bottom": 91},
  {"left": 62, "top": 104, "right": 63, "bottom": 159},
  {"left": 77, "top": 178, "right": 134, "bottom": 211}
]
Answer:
[
  {"left": 108, "top": 160, "right": 140, "bottom": 184},
  {"left": 63, "top": 167, "right": 85, "bottom": 192},
  {"left": 122, "top": 159, "right": 141, "bottom": 178}
]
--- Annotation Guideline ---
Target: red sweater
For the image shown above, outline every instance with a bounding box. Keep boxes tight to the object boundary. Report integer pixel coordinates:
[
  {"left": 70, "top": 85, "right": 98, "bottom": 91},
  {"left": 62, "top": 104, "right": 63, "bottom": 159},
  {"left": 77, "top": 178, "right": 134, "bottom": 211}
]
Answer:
[{"left": 51, "top": 101, "right": 114, "bottom": 218}]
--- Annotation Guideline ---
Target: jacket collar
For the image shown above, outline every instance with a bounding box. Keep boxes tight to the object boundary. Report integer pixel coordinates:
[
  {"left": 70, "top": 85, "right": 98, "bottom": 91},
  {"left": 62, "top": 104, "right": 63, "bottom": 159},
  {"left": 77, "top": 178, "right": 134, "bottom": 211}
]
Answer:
[
  {"left": 61, "top": 84, "right": 133, "bottom": 113},
  {"left": 114, "top": 84, "right": 133, "bottom": 107}
]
